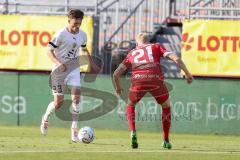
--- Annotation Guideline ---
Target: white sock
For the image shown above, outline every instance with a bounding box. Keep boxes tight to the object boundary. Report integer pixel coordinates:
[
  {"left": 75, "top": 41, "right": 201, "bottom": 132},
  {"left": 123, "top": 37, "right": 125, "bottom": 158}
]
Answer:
[
  {"left": 43, "top": 101, "right": 55, "bottom": 121},
  {"left": 71, "top": 103, "right": 80, "bottom": 129}
]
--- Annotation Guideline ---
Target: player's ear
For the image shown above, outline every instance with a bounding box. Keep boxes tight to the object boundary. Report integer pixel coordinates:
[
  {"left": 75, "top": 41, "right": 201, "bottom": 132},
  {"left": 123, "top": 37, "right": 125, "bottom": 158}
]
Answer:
[{"left": 68, "top": 19, "right": 70, "bottom": 24}]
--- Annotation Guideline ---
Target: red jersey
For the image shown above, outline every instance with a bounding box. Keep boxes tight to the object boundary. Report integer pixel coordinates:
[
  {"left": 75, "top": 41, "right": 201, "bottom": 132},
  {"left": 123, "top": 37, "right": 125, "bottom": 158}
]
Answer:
[{"left": 122, "top": 43, "right": 172, "bottom": 84}]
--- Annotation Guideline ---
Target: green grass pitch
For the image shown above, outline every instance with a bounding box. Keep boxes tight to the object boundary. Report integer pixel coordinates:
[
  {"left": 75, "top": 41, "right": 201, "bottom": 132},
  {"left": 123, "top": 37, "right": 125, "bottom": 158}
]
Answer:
[{"left": 0, "top": 126, "right": 240, "bottom": 160}]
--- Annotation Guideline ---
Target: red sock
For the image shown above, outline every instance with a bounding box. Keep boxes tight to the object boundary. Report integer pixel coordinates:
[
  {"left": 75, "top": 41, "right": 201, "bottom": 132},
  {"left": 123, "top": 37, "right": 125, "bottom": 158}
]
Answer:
[
  {"left": 126, "top": 105, "right": 136, "bottom": 131},
  {"left": 162, "top": 107, "right": 171, "bottom": 141}
]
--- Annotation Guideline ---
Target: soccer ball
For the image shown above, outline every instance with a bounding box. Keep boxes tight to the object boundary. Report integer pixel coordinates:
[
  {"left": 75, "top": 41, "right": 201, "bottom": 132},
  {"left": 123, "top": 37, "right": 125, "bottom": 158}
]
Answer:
[{"left": 78, "top": 126, "right": 94, "bottom": 144}]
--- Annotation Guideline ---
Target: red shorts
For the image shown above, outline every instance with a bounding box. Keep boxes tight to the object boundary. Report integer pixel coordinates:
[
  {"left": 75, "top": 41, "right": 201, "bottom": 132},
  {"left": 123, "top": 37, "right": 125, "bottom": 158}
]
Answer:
[{"left": 128, "top": 81, "right": 169, "bottom": 105}]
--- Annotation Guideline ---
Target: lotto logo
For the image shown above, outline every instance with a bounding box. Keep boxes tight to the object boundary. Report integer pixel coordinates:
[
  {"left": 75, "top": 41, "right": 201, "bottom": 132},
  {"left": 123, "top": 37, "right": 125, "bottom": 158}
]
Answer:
[
  {"left": 181, "top": 33, "right": 194, "bottom": 52},
  {"left": 182, "top": 32, "right": 240, "bottom": 52}
]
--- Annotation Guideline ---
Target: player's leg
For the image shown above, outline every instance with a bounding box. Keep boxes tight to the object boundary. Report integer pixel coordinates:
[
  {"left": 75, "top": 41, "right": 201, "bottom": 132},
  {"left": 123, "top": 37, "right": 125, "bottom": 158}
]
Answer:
[
  {"left": 127, "top": 85, "right": 146, "bottom": 149},
  {"left": 151, "top": 83, "right": 172, "bottom": 149},
  {"left": 126, "top": 100, "right": 136, "bottom": 132},
  {"left": 66, "top": 67, "right": 81, "bottom": 142},
  {"left": 160, "top": 99, "right": 172, "bottom": 149},
  {"left": 40, "top": 95, "right": 64, "bottom": 135},
  {"left": 70, "top": 87, "right": 81, "bottom": 142},
  {"left": 41, "top": 68, "right": 66, "bottom": 135},
  {"left": 126, "top": 100, "right": 138, "bottom": 149}
]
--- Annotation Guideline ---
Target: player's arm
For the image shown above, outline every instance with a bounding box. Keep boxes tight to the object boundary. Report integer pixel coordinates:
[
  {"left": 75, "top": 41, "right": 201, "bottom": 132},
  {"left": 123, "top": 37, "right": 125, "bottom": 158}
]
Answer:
[
  {"left": 80, "top": 33, "right": 100, "bottom": 73},
  {"left": 48, "top": 32, "right": 66, "bottom": 72},
  {"left": 80, "top": 47, "right": 100, "bottom": 73},
  {"left": 113, "top": 63, "right": 127, "bottom": 96},
  {"left": 47, "top": 49, "right": 61, "bottom": 65},
  {"left": 167, "top": 54, "right": 193, "bottom": 84},
  {"left": 47, "top": 49, "right": 66, "bottom": 72}
]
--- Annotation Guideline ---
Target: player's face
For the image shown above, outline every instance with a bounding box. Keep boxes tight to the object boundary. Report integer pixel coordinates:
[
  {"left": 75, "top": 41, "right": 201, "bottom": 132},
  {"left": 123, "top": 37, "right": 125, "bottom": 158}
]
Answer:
[{"left": 68, "top": 18, "right": 82, "bottom": 33}]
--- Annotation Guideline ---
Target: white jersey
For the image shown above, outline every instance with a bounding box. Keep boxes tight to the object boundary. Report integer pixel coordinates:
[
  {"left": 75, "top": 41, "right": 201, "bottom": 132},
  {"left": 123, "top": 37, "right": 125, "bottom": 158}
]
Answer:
[
  {"left": 48, "top": 27, "right": 87, "bottom": 65},
  {"left": 48, "top": 28, "right": 86, "bottom": 94}
]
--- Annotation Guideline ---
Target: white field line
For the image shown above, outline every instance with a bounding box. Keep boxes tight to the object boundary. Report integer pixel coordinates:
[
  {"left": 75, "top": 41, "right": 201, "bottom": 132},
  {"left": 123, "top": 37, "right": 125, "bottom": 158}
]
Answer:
[{"left": 0, "top": 150, "right": 240, "bottom": 154}]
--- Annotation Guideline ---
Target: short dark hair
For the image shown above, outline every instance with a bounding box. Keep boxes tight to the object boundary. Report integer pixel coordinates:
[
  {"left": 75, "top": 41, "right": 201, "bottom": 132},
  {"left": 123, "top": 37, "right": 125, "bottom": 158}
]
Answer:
[{"left": 68, "top": 9, "right": 84, "bottom": 19}]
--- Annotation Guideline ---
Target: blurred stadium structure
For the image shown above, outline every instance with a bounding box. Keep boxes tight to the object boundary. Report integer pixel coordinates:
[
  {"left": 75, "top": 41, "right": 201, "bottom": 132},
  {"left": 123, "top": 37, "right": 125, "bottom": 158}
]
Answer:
[{"left": 0, "top": 0, "right": 240, "bottom": 76}]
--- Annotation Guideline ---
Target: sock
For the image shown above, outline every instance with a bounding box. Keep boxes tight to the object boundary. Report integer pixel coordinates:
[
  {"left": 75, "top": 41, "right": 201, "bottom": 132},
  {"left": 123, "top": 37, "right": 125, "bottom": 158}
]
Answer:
[
  {"left": 162, "top": 107, "right": 171, "bottom": 141},
  {"left": 43, "top": 101, "right": 55, "bottom": 121},
  {"left": 71, "top": 103, "right": 80, "bottom": 129},
  {"left": 126, "top": 105, "right": 136, "bottom": 131}
]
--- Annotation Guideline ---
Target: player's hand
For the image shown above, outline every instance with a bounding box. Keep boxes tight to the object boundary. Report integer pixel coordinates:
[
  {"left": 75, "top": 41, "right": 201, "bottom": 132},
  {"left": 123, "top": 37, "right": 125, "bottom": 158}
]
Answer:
[
  {"left": 185, "top": 73, "right": 193, "bottom": 84},
  {"left": 59, "top": 64, "right": 67, "bottom": 72},
  {"left": 115, "top": 88, "right": 123, "bottom": 97}
]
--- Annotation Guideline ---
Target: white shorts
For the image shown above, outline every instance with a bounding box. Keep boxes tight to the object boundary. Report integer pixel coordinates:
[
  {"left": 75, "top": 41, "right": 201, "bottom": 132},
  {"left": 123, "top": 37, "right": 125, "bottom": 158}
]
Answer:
[{"left": 51, "top": 67, "right": 81, "bottom": 95}]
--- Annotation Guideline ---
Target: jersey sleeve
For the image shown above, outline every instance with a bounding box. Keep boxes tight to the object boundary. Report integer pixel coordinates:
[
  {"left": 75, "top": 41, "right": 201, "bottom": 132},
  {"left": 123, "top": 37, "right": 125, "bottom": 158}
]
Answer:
[
  {"left": 157, "top": 43, "right": 174, "bottom": 57},
  {"left": 81, "top": 32, "right": 87, "bottom": 49},
  {"left": 48, "top": 31, "right": 62, "bottom": 50}
]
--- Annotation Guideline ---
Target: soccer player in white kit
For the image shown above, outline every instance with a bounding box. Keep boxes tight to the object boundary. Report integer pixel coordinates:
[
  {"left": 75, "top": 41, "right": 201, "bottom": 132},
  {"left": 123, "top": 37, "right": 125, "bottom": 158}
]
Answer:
[{"left": 40, "top": 9, "right": 94, "bottom": 142}]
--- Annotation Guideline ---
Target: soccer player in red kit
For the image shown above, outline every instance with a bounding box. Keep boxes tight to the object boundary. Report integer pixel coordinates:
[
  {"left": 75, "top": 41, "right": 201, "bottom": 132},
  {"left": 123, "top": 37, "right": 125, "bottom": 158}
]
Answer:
[{"left": 113, "top": 33, "right": 193, "bottom": 149}]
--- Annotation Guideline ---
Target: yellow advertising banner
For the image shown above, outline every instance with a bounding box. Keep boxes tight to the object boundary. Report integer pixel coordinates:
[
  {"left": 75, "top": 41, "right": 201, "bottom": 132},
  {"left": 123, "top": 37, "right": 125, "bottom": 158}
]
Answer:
[
  {"left": 0, "top": 15, "right": 93, "bottom": 71},
  {"left": 182, "top": 20, "right": 240, "bottom": 77}
]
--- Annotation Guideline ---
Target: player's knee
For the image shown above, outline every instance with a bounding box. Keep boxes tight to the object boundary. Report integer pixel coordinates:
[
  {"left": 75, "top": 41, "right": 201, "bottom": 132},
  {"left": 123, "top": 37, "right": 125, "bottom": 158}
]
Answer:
[
  {"left": 161, "top": 99, "right": 171, "bottom": 108},
  {"left": 72, "top": 97, "right": 80, "bottom": 105},
  {"left": 127, "top": 100, "right": 136, "bottom": 107}
]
